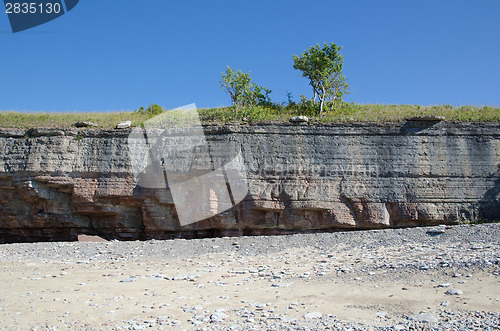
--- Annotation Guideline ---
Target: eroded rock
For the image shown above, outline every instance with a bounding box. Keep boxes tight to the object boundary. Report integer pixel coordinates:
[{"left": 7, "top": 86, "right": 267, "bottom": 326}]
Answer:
[{"left": 0, "top": 122, "right": 499, "bottom": 242}]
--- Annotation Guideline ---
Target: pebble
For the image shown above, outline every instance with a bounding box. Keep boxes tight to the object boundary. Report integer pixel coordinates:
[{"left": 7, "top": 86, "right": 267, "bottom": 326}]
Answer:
[
  {"left": 427, "top": 226, "right": 446, "bottom": 235},
  {"left": 303, "top": 312, "right": 322, "bottom": 319},
  {"left": 437, "top": 283, "right": 451, "bottom": 287},
  {"left": 119, "top": 277, "right": 136, "bottom": 283},
  {"left": 445, "top": 288, "right": 463, "bottom": 295},
  {"left": 210, "top": 310, "right": 229, "bottom": 322},
  {"left": 410, "top": 312, "right": 438, "bottom": 323}
]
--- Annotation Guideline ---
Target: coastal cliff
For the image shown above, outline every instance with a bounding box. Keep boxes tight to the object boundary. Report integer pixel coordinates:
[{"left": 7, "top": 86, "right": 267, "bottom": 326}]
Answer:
[{"left": 1, "top": 121, "right": 499, "bottom": 242}]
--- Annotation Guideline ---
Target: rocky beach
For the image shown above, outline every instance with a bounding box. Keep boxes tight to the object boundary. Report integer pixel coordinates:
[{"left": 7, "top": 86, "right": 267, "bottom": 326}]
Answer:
[{"left": 0, "top": 223, "right": 498, "bottom": 330}]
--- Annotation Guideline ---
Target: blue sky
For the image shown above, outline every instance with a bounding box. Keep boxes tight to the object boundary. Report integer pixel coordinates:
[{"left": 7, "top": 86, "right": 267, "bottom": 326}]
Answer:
[{"left": 1, "top": 1, "right": 499, "bottom": 112}]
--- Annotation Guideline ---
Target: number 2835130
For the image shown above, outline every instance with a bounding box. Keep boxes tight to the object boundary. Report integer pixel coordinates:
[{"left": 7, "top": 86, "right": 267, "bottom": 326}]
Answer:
[{"left": 5, "top": 2, "right": 62, "bottom": 14}]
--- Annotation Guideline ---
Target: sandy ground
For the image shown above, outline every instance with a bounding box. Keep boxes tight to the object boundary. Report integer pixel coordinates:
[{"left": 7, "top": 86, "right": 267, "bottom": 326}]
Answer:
[{"left": 0, "top": 225, "right": 499, "bottom": 330}]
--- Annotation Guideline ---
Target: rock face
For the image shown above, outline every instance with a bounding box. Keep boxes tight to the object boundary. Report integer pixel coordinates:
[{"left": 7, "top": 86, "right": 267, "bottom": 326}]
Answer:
[{"left": 1, "top": 122, "right": 499, "bottom": 242}]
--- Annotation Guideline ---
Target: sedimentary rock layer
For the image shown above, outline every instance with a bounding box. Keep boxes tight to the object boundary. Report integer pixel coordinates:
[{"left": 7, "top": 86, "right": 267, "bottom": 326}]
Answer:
[{"left": 0, "top": 121, "right": 499, "bottom": 242}]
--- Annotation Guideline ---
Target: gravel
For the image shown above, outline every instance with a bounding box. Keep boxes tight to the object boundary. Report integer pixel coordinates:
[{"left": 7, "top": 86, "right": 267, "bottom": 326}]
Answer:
[{"left": 0, "top": 223, "right": 499, "bottom": 330}]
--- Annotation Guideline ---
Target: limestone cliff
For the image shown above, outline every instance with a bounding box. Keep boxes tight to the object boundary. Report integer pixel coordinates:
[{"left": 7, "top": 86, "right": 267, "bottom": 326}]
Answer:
[{"left": 1, "top": 121, "right": 499, "bottom": 242}]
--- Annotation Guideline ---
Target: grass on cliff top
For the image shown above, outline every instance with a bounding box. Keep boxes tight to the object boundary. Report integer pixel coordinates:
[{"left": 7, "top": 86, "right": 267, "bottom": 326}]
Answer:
[
  {"left": 1, "top": 104, "right": 499, "bottom": 128},
  {"left": 0, "top": 111, "right": 151, "bottom": 129}
]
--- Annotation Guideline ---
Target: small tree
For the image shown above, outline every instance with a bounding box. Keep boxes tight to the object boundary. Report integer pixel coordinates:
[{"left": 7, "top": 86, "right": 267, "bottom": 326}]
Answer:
[
  {"left": 220, "top": 66, "right": 271, "bottom": 109},
  {"left": 293, "top": 43, "right": 349, "bottom": 116}
]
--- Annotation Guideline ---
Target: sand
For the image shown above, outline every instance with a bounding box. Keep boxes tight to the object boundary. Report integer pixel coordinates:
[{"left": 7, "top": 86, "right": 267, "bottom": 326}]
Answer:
[{"left": 0, "top": 224, "right": 498, "bottom": 330}]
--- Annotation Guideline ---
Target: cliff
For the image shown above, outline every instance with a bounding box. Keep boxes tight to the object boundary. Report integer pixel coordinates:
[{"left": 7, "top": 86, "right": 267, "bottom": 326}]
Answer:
[{"left": 1, "top": 121, "right": 499, "bottom": 242}]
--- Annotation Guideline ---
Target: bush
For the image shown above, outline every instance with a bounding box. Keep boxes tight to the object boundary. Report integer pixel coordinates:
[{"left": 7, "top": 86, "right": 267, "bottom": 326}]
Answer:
[
  {"left": 134, "top": 103, "right": 164, "bottom": 117},
  {"left": 220, "top": 66, "right": 272, "bottom": 109}
]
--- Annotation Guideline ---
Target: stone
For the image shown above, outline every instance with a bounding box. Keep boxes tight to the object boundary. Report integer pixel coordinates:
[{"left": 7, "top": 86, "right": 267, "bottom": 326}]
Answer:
[
  {"left": 120, "top": 277, "right": 137, "bottom": 283},
  {"left": 186, "top": 273, "right": 201, "bottom": 280},
  {"left": 410, "top": 312, "right": 438, "bottom": 323},
  {"left": 77, "top": 234, "right": 108, "bottom": 242},
  {"left": 289, "top": 116, "right": 308, "bottom": 123},
  {"left": 73, "top": 121, "right": 97, "bottom": 128},
  {"left": 437, "top": 283, "right": 451, "bottom": 287},
  {"left": 303, "top": 312, "right": 322, "bottom": 319},
  {"left": 210, "top": 310, "right": 228, "bottom": 322},
  {"left": 427, "top": 225, "right": 446, "bottom": 235},
  {"left": 116, "top": 121, "right": 132, "bottom": 129},
  {"left": 251, "top": 303, "right": 266, "bottom": 308},
  {"left": 445, "top": 288, "right": 463, "bottom": 295}
]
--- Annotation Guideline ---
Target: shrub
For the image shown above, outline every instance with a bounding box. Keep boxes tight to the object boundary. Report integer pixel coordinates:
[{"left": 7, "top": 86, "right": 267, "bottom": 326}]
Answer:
[
  {"left": 220, "top": 66, "right": 272, "bottom": 109},
  {"left": 135, "top": 103, "right": 164, "bottom": 117}
]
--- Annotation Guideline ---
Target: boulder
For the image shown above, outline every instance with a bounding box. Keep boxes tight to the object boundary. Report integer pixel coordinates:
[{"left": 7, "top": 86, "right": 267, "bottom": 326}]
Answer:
[
  {"left": 116, "top": 121, "right": 132, "bottom": 129},
  {"left": 289, "top": 116, "right": 309, "bottom": 123},
  {"left": 77, "top": 234, "right": 108, "bottom": 242}
]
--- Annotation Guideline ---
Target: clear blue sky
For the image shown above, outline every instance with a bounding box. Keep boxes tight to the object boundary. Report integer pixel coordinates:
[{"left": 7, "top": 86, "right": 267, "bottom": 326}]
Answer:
[{"left": 1, "top": 1, "right": 499, "bottom": 112}]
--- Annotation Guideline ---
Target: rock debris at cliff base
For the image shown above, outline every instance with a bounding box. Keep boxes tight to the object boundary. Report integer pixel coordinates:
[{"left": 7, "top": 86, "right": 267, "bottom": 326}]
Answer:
[{"left": 0, "top": 223, "right": 498, "bottom": 330}]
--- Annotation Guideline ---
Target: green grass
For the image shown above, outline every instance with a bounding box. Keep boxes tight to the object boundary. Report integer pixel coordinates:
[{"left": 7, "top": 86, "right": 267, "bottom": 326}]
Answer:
[
  {"left": 1, "top": 104, "right": 499, "bottom": 128},
  {"left": 199, "top": 104, "right": 500, "bottom": 123},
  {"left": 0, "top": 111, "right": 151, "bottom": 129}
]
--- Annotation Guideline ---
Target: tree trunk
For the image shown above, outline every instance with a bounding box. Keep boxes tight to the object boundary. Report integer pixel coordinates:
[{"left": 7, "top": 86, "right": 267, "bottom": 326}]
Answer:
[{"left": 319, "top": 85, "right": 326, "bottom": 117}]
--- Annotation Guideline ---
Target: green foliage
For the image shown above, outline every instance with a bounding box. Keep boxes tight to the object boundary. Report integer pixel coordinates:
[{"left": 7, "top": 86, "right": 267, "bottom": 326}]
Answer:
[
  {"left": 198, "top": 106, "right": 288, "bottom": 123},
  {"left": 296, "top": 95, "right": 319, "bottom": 116},
  {"left": 134, "top": 103, "right": 164, "bottom": 117},
  {"left": 220, "top": 66, "right": 272, "bottom": 109},
  {"left": 293, "top": 42, "right": 349, "bottom": 116},
  {"left": 254, "top": 85, "right": 273, "bottom": 108}
]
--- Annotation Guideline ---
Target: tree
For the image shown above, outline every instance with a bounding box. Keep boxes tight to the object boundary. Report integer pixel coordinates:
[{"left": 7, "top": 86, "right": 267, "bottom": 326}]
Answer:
[
  {"left": 293, "top": 43, "right": 349, "bottom": 116},
  {"left": 220, "top": 66, "right": 271, "bottom": 109}
]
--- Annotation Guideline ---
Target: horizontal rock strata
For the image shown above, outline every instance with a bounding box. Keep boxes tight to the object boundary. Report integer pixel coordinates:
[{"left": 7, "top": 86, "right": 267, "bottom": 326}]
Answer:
[{"left": 0, "top": 122, "right": 499, "bottom": 242}]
